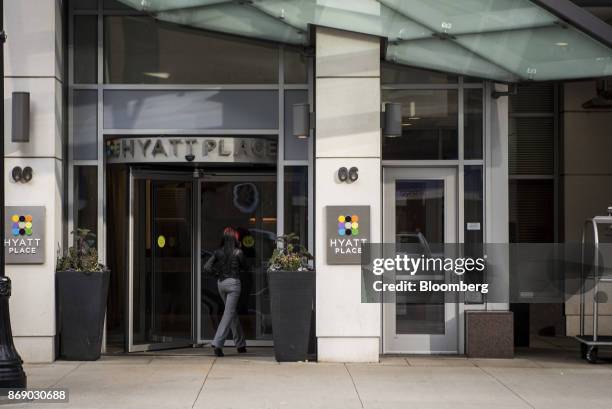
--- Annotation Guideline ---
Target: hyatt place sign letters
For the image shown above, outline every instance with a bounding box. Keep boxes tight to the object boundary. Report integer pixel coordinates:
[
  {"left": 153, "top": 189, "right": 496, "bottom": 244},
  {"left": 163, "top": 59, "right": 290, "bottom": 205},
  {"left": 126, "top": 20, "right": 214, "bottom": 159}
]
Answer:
[
  {"left": 106, "top": 137, "right": 277, "bottom": 164},
  {"left": 4, "top": 206, "right": 46, "bottom": 264}
]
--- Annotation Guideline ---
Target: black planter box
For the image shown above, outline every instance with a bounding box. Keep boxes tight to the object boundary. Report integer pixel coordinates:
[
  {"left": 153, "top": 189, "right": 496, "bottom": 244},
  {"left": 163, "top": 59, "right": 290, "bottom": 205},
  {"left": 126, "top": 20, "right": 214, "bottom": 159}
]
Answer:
[
  {"left": 56, "top": 270, "right": 110, "bottom": 361},
  {"left": 268, "top": 270, "right": 315, "bottom": 362}
]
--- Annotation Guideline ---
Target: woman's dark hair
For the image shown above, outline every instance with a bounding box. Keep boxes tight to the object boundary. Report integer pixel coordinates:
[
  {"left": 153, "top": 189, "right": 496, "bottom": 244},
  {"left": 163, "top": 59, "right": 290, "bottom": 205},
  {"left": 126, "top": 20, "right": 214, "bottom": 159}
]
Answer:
[{"left": 221, "top": 227, "right": 240, "bottom": 258}]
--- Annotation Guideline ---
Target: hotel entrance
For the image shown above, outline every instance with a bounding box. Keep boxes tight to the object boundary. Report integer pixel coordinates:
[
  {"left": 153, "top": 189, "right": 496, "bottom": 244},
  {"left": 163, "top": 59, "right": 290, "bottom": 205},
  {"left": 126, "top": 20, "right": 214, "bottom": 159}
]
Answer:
[{"left": 126, "top": 169, "right": 276, "bottom": 352}]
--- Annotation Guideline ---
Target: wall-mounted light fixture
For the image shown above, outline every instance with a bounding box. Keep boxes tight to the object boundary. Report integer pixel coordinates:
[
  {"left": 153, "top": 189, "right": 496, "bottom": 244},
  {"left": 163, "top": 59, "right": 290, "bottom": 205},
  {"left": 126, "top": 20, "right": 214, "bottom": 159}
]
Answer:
[
  {"left": 11, "top": 166, "right": 33, "bottom": 183},
  {"left": 292, "top": 103, "right": 312, "bottom": 139},
  {"left": 381, "top": 102, "right": 402, "bottom": 138},
  {"left": 337, "top": 166, "right": 359, "bottom": 183},
  {"left": 12, "top": 92, "right": 30, "bottom": 143}
]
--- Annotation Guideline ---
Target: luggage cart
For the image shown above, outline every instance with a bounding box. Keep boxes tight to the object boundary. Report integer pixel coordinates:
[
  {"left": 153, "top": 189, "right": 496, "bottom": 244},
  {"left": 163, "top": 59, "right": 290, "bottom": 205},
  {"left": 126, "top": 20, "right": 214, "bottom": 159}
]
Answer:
[{"left": 576, "top": 207, "right": 612, "bottom": 363}]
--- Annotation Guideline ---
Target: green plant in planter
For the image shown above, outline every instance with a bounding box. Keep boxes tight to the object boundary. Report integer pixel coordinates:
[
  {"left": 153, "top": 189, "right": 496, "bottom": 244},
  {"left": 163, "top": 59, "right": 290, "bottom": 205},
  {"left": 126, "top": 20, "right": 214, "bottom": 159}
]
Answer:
[
  {"left": 56, "top": 229, "right": 106, "bottom": 272},
  {"left": 268, "top": 233, "right": 313, "bottom": 272}
]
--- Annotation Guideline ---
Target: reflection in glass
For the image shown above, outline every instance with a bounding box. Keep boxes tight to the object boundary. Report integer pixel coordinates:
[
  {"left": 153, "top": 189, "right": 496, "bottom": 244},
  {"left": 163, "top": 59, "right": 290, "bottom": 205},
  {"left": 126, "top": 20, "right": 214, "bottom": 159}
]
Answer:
[
  {"left": 284, "top": 47, "right": 308, "bottom": 84},
  {"left": 104, "top": 16, "right": 279, "bottom": 84},
  {"left": 382, "top": 90, "right": 458, "bottom": 160},
  {"left": 74, "top": 16, "right": 98, "bottom": 84},
  {"left": 74, "top": 166, "right": 98, "bottom": 244},
  {"left": 201, "top": 177, "right": 277, "bottom": 342},
  {"left": 132, "top": 179, "right": 193, "bottom": 345},
  {"left": 284, "top": 167, "right": 308, "bottom": 250},
  {"left": 394, "top": 179, "right": 445, "bottom": 334},
  {"left": 73, "top": 90, "right": 98, "bottom": 160}
]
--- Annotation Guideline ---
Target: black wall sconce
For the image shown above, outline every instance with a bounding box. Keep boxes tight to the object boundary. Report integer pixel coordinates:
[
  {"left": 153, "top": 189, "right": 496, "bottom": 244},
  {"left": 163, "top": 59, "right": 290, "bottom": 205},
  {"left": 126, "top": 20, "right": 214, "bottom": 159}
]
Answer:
[
  {"left": 11, "top": 166, "right": 33, "bottom": 183},
  {"left": 12, "top": 92, "right": 30, "bottom": 143},
  {"left": 338, "top": 167, "right": 359, "bottom": 183},
  {"left": 292, "top": 103, "right": 313, "bottom": 139},
  {"left": 381, "top": 102, "right": 402, "bottom": 137}
]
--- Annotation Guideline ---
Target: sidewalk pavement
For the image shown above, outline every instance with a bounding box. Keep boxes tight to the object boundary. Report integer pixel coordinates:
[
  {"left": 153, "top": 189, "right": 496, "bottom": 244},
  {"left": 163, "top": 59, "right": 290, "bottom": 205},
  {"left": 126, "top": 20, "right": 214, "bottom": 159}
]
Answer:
[{"left": 3, "top": 337, "right": 612, "bottom": 409}]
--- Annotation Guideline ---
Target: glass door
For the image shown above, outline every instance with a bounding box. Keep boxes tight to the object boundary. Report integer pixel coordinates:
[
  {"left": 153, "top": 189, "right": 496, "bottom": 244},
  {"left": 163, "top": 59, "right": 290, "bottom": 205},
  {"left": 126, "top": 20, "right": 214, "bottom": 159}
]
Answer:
[
  {"left": 199, "top": 174, "right": 277, "bottom": 345},
  {"left": 128, "top": 170, "right": 196, "bottom": 352},
  {"left": 383, "top": 168, "right": 458, "bottom": 354}
]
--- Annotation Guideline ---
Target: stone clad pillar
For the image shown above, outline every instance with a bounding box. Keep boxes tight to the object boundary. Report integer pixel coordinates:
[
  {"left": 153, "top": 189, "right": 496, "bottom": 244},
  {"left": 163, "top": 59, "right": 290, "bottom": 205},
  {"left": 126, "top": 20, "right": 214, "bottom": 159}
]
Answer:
[
  {"left": 315, "top": 27, "right": 381, "bottom": 362},
  {"left": 3, "top": 0, "right": 64, "bottom": 363}
]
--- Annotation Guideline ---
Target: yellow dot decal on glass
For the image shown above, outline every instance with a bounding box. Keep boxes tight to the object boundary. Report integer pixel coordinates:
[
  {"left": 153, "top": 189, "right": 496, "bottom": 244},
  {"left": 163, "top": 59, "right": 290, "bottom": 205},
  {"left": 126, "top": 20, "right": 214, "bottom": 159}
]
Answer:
[
  {"left": 157, "top": 235, "right": 166, "bottom": 248},
  {"left": 25, "top": 222, "right": 32, "bottom": 229},
  {"left": 242, "top": 235, "right": 255, "bottom": 248},
  {"left": 352, "top": 222, "right": 358, "bottom": 229},
  {"left": 337, "top": 215, "right": 345, "bottom": 223},
  {"left": 11, "top": 215, "right": 19, "bottom": 223}
]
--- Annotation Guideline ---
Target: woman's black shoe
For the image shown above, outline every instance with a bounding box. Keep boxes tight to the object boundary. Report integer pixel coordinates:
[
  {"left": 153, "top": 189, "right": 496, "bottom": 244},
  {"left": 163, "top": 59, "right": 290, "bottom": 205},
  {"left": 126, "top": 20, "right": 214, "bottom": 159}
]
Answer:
[
  {"left": 237, "top": 346, "right": 247, "bottom": 354},
  {"left": 213, "top": 347, "right": 224, "bottom": 357}
]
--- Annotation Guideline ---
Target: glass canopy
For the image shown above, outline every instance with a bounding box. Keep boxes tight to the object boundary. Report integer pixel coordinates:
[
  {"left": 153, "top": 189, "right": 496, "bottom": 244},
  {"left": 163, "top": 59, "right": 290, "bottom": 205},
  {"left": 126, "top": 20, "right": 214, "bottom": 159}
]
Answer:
[{"left": 116, "top": 0, "right": 612, "bottom": 81}]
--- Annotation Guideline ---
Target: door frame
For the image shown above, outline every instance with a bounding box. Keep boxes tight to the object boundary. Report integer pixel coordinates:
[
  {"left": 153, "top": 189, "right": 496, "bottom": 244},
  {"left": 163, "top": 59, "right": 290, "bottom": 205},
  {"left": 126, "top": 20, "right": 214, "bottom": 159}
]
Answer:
[
  {"left": 127, "top": 168, "right": 198, "bottom": 352},
  {"left": 382, "top": 167, "right": 460, "bottom": 354}
]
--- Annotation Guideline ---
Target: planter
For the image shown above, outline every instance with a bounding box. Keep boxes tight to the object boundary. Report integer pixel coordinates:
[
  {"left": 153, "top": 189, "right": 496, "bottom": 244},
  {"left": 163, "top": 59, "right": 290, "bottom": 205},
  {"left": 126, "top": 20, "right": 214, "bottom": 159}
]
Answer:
[
  {"left": 268, "top": 270, "right": 315, "bottom": 362},
  {"left": 56, "top": 270, "right": 110, "bottom": 361}
]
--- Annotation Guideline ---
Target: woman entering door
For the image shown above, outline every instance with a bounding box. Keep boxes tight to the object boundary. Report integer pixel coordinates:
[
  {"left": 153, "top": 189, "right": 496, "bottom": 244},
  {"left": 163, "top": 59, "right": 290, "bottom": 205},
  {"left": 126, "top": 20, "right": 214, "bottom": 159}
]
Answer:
[{"left": 204, "top": 227, "right": 248, "bottom": 357}]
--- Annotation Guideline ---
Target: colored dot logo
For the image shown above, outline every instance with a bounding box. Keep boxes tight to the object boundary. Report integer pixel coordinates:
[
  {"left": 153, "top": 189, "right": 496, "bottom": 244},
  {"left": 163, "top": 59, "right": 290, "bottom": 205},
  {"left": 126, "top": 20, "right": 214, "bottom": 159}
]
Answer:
[
  {"left": 337, "top": 214, "right": 359, "bottom": 236},
  {"left": 11, "top": 214, "right": 33, "bottom": 236}
]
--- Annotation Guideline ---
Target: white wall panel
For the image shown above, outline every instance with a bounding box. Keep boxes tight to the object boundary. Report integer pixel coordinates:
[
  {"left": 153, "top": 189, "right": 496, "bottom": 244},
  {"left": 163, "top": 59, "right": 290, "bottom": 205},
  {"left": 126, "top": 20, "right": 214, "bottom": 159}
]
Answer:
[
  {"left": 316, "top": 77, "right": 380, "bottom": 157},
  {"left": 3, "top": 0, "right": 60, "bottom": 78}
]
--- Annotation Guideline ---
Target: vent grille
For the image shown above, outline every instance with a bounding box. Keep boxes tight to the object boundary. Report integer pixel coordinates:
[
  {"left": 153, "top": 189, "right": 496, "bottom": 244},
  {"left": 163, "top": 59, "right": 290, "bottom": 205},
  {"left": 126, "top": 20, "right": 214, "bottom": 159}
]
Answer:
[
  {"left": 509, "top": 117, "right": 554, "bottom": 175},
  {"left": 510, "top": 83, "right": 555, "bottom": 113}
]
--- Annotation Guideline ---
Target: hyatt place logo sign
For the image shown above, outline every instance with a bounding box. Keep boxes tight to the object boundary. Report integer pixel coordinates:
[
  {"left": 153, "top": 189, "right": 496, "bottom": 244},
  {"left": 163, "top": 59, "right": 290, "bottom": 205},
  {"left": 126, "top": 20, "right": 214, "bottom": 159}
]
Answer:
[
  {"left": 326, "top": 206, "right": 370, "bottom": 265},
  {"left": 4, "top": 206, "right": 45, "bottom": 264}
]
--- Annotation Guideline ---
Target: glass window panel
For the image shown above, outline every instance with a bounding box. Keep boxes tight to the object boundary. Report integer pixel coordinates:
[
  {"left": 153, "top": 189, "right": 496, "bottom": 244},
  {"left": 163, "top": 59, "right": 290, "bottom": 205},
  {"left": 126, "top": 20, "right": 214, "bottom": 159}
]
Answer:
[
  {"left": 284, "top": 167, "right": 308, "bottom": 250},
  {"left": 104, "top": 16, "right": 279, "bottom": 84},
  {"left": 74, "top": 16, "right": 98, "bottom": 84},
  {"left": 382, "top": 89, "right": 458, "bottom": 160},
  {"left": 387, "top": 39, "right": 517, "bottom": 82},
  {"left": 73, "top": 90, "right": 98, "bottom": 160},
  {"left": 464, "top": 88, "right": 483, "bottom": 159},
  {"left": 284, "top": 47, "right": 308, "bottom": 84},
  {"left": 201, "top": 177, "right": 277, "bottom": 342},
  {"left": 382, "top": 62, "right": 457, "bottom": 84},
  {"left": 284, "top": 90, "right": 308, "bottom": 160},
  {"left": 74, "top": 166, "right": 98, "bottom": 246},
  {"left": 456, "top": 25, "right": 612, "bottom": 81},
  {"left": 395, "top": 180, "right": 444, "bottom": 243},
  {"left": 71, "top": 0, "right": 98, "bottom": 10},
  {"left": 103, "top": 90, "right": 278, "bottom": 130},
  {"left": 394, "top": 179, "right": 445, "bottom": 334},
  {"left": 384, "top": 0, "right": 556, "bottom": 36}
]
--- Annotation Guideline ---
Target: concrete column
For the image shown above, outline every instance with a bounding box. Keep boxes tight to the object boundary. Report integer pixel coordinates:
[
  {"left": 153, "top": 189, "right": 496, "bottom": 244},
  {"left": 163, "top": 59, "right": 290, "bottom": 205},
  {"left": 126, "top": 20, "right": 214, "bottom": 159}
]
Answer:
[
  {"left": 3, "top": 0, "right": 64, "bottom": 363},
  {"left": 486, "top": 83, "right": 510, "bottom": 312},
  {"left": 315, "top": 27, "right": 381, "bottom": 362}
]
